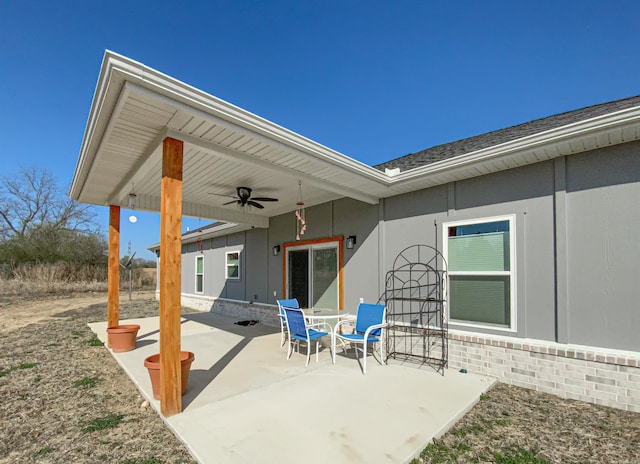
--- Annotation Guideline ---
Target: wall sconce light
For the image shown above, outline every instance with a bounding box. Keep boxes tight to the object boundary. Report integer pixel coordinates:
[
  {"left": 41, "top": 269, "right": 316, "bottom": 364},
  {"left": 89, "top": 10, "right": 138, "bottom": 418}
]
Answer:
[
  {"left": 346, "top": 236, "right": 356, "bottom": 249},
  {"left": 272, "top": 245, "right": 281, "bottom": 256}
]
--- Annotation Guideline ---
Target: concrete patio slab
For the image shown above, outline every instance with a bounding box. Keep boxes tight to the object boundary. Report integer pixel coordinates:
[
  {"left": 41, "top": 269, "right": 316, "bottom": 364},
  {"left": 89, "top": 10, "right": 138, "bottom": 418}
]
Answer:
[{"left": 89, "top": 312, "right": 495, "bottom": 464}]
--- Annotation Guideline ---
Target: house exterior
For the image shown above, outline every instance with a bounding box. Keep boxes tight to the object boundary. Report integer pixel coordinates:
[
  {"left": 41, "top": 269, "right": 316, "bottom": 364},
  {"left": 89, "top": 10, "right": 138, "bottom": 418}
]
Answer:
[
  {"left": 157, "top": 96, "right": 640, "bottom": 413},
  {"left": 70, "top": 52, "right": 638, "bottom": 413}
]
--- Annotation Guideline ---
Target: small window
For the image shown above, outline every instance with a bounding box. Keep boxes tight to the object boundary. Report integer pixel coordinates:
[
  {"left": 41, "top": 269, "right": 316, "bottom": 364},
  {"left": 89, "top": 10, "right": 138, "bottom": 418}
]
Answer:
[
  {"left": 226, "top": 251, "right": 240, "bottom": 279},
  {"left": 444, "top": 216, "right": 515, "bottom": 330},
  {"left": 195, "top": 256, "right": 204, "bottom": 293}
]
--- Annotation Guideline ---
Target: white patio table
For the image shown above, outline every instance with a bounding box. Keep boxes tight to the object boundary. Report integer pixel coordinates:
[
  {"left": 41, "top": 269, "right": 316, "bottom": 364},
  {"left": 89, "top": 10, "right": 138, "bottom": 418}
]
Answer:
[{"left": 302, "top": 308, "right": 353, "bottom": 348}]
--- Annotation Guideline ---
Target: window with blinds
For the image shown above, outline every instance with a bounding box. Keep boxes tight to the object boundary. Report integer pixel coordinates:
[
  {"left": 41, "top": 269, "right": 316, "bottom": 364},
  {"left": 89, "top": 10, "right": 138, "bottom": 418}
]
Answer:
[
  {"left": 195, "top": 255, "right": 204, "bottom": 293},
  {"left": 445, "top": 217, "right": 514, "bottom": 329}
]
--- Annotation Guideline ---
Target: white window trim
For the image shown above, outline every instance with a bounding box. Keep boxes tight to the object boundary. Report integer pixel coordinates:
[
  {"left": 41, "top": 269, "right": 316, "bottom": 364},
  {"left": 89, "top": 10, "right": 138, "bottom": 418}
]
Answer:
[
  {"left": 225, "top": 250, "right": 241, "bottom": 280},
  {"left": 443, "top": 214, "right": 517, "bottom": 333},
  {"left": 195, "top": 255, "right": 204, "bottom": 294}
]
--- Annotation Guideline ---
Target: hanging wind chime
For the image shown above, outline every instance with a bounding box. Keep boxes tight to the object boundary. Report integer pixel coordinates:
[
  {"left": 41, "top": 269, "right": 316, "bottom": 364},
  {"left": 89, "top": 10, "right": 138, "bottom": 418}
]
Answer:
[{"left": 295, "top": 180, "right": 306, "bottom": 240}]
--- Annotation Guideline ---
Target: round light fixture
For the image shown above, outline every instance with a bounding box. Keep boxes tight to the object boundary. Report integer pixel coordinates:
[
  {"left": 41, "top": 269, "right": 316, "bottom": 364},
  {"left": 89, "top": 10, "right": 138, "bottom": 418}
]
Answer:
[{"left": 129, "top": 215, "right": 138, "bottom": 223}]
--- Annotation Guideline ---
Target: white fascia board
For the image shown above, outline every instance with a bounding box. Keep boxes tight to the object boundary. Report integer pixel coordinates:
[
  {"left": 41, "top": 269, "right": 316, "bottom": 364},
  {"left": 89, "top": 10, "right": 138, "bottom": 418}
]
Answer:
[
  {"left": 389, "top": 105, "right": 640, "bottom": 186},
  {"left": 98, "top": 52, "right": 389, "bottom": 184},
  {"left": 70, "top": 52, "right": 127, "bottom": 200}
]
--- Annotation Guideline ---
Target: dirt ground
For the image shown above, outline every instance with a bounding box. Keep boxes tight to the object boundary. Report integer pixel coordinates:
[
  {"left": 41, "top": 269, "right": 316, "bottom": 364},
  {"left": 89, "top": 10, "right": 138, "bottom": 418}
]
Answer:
[
  {"left": 0, "top": 292, "right": 196, "bottom": 464},
  {"left": 1, "top": 292, "right": 639, "bottom": 463}
]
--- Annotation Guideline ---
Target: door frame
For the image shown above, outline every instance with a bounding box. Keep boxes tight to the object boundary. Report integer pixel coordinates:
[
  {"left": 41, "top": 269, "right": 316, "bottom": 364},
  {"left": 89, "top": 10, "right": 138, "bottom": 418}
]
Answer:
[{"left": 282, "top": 236, "right": 344, "bottom": 309}]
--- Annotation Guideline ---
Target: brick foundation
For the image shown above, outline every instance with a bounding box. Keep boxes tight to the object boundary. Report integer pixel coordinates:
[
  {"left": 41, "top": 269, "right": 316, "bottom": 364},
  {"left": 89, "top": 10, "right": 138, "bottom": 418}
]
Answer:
[
  {"left": 179, "top": 294, "right": 281, "bottom": 328},
  {"left": 448, "top": 331, "right": 640, "bottom": 412}
]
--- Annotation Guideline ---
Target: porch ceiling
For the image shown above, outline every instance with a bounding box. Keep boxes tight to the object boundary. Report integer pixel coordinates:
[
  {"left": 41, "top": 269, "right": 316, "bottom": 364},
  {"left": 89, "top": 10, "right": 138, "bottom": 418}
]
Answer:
[
  {"left": 70, "top": 52, "right": 388, "bottom": 227},
  {"left": 70, "top": 52, "right": 640, "bottom": 228}
]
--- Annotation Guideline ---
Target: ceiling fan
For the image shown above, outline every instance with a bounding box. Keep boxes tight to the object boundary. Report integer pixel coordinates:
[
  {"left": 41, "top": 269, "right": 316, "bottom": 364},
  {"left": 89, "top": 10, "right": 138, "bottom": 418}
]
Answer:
[{"left": 216, "top": 186, "right": 278, "bottom": 209}]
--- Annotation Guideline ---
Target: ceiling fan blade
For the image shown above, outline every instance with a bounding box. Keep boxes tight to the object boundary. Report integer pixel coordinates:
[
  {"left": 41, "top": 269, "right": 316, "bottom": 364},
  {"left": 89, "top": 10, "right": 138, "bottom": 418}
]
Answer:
[
  {"left": 247, "top": 200, "right": 264, "bottom": 209},
  {"left": 209, "top": 193, "right": 237, "bottom": 199},
  {"left": 251, "top": 197, "right": 278, "bottom": 202},
  {"left": 223, "top": 200, "right": 240, "bottom": 205}
]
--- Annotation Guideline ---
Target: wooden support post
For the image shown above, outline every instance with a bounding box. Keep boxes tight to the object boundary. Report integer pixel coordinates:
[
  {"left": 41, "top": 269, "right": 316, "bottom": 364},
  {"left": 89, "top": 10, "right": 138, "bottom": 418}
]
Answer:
[
  {"left": 108, "top": 205, "right": 121, "bottom": 338},
  {"left": 159, "top": 137, "right": 183, "bottom": 417}
]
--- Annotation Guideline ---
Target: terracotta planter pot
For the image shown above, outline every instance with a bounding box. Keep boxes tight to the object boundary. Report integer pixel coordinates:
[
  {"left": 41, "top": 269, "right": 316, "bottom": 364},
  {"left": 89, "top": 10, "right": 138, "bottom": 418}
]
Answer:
[
  {"left": 143, "top": 351, "right": 195, "bottom": 400},
  {"left": 106, "top": 324, "right": 140, "bottom": 352}
]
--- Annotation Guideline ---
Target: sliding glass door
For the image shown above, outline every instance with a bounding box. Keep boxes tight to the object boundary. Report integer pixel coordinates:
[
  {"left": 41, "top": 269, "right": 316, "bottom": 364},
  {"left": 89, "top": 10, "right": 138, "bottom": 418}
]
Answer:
[
  {"left": 286, "top": 241, "right": 339, "bottom": 309},
  {"left": 288, "top": 249, "right": 310, "bottom": 308}
]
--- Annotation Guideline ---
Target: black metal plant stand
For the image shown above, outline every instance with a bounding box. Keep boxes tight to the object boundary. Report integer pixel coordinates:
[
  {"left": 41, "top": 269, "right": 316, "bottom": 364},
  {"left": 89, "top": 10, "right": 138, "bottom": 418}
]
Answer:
[{"left": 383, "top": 245, "right": 448, "bottom": 375}]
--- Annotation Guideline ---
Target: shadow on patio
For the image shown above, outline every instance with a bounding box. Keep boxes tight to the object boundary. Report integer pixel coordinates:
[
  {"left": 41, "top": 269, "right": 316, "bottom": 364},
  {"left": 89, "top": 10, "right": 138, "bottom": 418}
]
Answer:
[{"left": 89, "top": 311, "right": 494, "bottom": 464}]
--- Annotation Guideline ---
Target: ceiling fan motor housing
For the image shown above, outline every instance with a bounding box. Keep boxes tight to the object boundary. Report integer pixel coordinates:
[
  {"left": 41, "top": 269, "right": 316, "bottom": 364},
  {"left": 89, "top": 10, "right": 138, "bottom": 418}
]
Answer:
[{"left": 237, "top": 187, "right": 252, "bottom": 205}]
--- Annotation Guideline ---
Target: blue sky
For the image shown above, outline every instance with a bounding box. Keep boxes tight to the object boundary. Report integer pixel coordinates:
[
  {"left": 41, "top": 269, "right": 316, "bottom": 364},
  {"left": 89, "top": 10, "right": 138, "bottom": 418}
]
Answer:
[{"left": 1, "top": 1, "right": 639, "bottom": 258}]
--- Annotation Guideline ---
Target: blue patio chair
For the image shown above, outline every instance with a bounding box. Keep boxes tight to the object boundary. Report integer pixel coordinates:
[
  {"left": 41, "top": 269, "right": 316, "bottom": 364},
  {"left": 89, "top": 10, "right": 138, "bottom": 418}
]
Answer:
[
  {"left": 283, "top": 307, "right": 331, "bottom": 366},
  {"left": 276, "top": 298, "right": 299, "bottom": 347},
  {"left": 332, "top": 303, "right": 386, "bottom": 374}
]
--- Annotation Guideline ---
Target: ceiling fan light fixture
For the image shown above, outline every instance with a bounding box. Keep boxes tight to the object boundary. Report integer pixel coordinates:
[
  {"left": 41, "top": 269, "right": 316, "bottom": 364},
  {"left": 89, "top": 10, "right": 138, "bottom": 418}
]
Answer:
[{"left": 237, "top": 187, "right": 252, "bottom": 203}]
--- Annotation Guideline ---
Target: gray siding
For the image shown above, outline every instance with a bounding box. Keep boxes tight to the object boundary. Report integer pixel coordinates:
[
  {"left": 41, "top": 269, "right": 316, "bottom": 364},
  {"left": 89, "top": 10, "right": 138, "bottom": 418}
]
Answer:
[
  {"left": 333, "top": 199, "right": 379, "bottom": 308},
  {"left": 382, "top": 162, "right": 557, "bottom": 342},
  {"left": 178, "top": 141, "right": 639, "bottom": 352},
  {"left": 266, "top": 199, "right": 380, "bottom": 309},
  {"left": 245, "top": 228, "right": 268, "bottom": 303},
  {"left": 563, "top": 144, "right": 640, "bottom": 351}
]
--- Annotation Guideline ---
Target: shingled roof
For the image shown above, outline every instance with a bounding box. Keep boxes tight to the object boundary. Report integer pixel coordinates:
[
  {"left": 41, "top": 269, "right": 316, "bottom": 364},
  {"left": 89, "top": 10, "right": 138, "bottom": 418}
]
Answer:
[{"left": 375, "top": 95, "right": 640, "bottom": 173}]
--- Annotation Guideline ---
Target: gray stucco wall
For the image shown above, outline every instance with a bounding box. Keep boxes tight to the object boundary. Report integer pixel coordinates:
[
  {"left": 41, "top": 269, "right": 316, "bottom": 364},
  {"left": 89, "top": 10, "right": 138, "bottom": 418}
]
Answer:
[{"left": 177, "top": 141, "right": 639, "bottom": 352}]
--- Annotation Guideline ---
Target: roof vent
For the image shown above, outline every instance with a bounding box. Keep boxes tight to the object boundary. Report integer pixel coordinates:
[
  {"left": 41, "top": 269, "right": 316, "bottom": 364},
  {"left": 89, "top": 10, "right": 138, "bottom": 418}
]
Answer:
[{"left": 385, "top": 167, "right": 401, "bottom": 176}]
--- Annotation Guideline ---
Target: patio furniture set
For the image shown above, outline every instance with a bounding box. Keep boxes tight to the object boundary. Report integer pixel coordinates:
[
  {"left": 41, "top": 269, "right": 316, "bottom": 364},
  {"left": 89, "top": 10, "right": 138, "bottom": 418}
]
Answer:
[{"left": 277, "top": 298, "right": 387, "bottom": 374}]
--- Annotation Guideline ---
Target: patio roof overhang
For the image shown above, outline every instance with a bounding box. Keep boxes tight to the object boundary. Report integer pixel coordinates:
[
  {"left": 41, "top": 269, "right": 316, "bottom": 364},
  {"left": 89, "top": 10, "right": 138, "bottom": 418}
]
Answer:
[{"left": 69, "top": 51, "right": 392, "bottom": 228}]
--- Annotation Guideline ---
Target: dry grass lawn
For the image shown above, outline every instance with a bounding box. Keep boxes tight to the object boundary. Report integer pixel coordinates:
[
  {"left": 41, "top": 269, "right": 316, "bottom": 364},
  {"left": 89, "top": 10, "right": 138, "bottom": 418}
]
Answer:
[{"left": 0, "top": 291, "right": 638, "bottom": 463}]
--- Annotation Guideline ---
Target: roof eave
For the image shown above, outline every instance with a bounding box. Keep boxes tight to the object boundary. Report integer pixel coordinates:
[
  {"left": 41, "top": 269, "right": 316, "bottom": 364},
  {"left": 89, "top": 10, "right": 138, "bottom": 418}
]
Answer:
[{"left": 387, "top": 105, "right": 640, "bottom": 190}]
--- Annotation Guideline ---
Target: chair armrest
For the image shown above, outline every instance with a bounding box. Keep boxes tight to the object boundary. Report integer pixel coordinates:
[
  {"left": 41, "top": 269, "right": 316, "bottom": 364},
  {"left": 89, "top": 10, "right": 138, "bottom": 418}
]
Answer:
[
  {"left": 334, "top": 318, "right": 355, "bottom": 335},
  {"left": 363, "top": 322, "right": 387, "bottom": 340}
]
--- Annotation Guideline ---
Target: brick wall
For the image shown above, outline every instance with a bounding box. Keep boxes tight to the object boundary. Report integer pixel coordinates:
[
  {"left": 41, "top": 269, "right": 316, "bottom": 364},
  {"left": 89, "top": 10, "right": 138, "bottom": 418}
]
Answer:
[
  {"left": 448, "top": 331, "right": 640, "bottom": 412},
  {"left": 180, "top": 294, "right": 281, "bottom": 327}
]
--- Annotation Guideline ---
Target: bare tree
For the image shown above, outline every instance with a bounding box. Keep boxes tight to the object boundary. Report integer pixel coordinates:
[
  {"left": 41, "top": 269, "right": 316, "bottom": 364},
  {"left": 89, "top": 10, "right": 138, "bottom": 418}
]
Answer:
[
  {"left": 0, "top": 167, "right": 104, "bottom": 265},
  {"left": 0, "top": 167, "right": 98, "bottom": 241}
]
